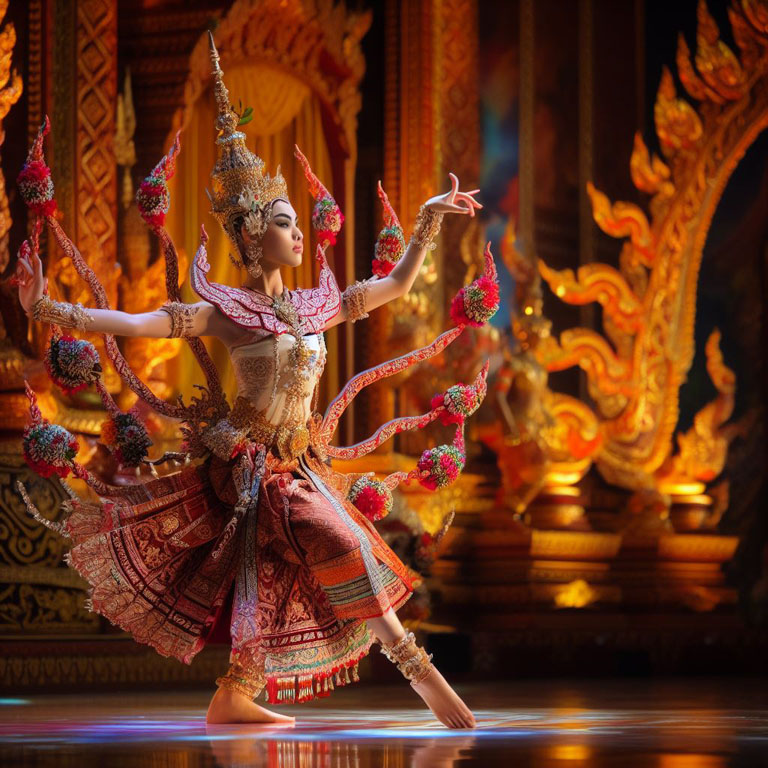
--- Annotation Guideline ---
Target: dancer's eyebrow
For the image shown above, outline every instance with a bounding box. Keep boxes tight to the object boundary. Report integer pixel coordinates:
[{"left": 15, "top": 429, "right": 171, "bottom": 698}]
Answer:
[{"left": 274, "top": 213, "right": 297, "bottom": 223}]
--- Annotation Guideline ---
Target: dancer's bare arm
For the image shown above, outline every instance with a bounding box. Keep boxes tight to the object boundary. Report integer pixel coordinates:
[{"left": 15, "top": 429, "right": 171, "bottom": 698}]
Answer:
[
  {"left": 326, "top": 173, "right": 481, "bottom": 329},
  {"left": 15, "top": 247, "right": 236, "bottom": 341}
]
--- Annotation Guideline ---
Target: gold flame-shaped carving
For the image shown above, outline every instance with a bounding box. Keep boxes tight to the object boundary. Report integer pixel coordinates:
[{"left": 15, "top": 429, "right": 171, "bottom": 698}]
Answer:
[{"left": 537, "top": 0, "right": 768, "bottom": 493}]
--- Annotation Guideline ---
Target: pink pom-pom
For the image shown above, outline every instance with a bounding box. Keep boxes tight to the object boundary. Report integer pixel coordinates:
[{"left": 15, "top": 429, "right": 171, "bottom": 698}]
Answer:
[
  {"left": 449, "top": 243, "right": 500, "bottom": 327},
  {"left": 416, "top": 443, "right": 465, "bottom": 490}
]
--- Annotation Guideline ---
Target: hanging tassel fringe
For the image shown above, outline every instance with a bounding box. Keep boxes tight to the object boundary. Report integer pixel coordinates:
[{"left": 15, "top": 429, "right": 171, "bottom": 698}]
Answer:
[{"left": 264, "top": 656, "right": 364, "bottom": 705}]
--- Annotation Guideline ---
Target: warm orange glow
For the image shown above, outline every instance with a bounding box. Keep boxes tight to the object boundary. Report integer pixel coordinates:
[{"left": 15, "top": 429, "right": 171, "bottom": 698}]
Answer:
[
  {"left": 547, "top": 744, "right": 593, "bottom": 760},
  {"left": 657, "top": 755, "right": 727, "bottom": 768},
  {"left": 554, "top": 579, "right": 597, "bottom": 609}
]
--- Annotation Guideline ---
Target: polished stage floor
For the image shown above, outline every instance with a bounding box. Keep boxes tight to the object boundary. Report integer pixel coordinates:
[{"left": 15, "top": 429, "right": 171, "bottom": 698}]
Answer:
[{"left": 2, "top": 678, "right": 767, "bottom": 767}]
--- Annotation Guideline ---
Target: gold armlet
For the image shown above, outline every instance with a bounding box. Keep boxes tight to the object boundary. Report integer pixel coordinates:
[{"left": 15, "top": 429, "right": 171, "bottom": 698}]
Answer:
[
  {"left": 409, "top": 205, "right": 444, "bottom": 251},
  {"left": 30, "top": 295, "right": 94, "bottom": 331},
  {"left": 380, "top": 630, "right": 435, "bottom": 685},
  {"left": 341, "top": 278, "right": 374, "bottom": 323},
  {"left": 159, "top": 301, "right": 198, "bottom": 339}
]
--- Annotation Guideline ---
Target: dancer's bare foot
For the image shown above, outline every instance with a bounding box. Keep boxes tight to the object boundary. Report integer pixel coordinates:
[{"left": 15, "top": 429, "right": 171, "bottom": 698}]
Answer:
[
  {"left": 205, "top": 687, "right": 295, "bottom": 725},
  {"left": 411, "top": 667, "right": 476, "bottom": 729}
]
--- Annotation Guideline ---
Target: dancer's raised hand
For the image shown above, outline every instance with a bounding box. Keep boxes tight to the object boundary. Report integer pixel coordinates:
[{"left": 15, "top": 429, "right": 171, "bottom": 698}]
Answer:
[
  {"left": 14, "top": 243, "right": 47, "bottom": 315},
  {"left": 425, "top": 173, "right": 482, "bottom": 217}
]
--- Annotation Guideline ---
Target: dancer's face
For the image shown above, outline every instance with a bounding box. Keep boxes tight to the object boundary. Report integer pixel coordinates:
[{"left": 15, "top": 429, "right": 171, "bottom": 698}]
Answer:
[{"left": 259, "top": 199, "right": 303, "bottom": 268}]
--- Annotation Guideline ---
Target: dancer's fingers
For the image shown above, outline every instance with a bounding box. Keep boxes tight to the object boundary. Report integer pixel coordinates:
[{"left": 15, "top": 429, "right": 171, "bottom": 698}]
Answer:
[{"left": 447, "top": 172, "right": 459, "bottom": 203}]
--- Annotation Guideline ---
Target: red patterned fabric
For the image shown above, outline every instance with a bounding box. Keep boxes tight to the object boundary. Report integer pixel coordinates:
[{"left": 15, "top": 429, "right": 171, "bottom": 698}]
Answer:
[{"left": 59, "top": 452, "right": 413, "bottom": 701}]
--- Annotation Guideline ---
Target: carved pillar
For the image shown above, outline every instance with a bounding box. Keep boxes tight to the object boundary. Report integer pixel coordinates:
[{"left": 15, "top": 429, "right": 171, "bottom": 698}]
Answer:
[
  {"left": 365, "top": 0, "right": 443, "bottom": 444},
  {"left": 438, "top": 0, "right": 480, "bottom": 298},
  {"left": 370, "top": 0, "right": 479, "bottom": 448},
  {"left": 50, "top": 0, "right": 119, "bottom": 394}
]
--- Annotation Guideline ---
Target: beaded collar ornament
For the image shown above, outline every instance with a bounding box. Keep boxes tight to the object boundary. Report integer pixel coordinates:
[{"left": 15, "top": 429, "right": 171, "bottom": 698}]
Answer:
[{"left": 206, "top": 31, "right": 288, "bottom": 248}]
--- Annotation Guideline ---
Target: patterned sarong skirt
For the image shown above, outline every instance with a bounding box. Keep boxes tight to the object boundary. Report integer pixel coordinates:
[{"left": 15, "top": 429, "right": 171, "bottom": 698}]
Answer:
[{"left": 59, "top": 450, "right": 413, "bottom": 704}]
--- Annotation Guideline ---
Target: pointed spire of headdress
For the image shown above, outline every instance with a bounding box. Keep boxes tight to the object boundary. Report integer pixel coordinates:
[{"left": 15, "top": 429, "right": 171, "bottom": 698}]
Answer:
[
  {"left": 206, "top": 31, "right": 287, "bottom": 246},
  {"left": 208, "top": 31, "right": 239, "bottom": 138}
]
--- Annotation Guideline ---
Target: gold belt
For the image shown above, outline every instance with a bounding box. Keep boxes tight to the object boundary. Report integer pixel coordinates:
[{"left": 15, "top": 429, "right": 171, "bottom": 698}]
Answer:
[{"left": 228, "top": 397, "right": 311, "bottom": 462}]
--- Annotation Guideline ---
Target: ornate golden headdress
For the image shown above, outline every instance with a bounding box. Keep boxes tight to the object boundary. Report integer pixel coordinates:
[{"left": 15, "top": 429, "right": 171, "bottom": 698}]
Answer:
[{"left": 206, "top": 31, "right": 288, "bottom": 246}]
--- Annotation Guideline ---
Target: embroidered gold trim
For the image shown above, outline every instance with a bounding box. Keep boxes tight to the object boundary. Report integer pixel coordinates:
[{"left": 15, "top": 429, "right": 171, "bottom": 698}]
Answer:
[
  {"left": 380, "top": 630, "right": 435, "bottom": 685},
  {"left": 159, "top": 301, "right": 198, "bottom": 338},
  {"left": 30, "top": 295, "right": 94, "bottom": 330},
  {"left": 342, "top": 278, "right": 374, "bottom": 323},
  {"left": 409, "top": 205, "right": 444, "bottom": 251}
]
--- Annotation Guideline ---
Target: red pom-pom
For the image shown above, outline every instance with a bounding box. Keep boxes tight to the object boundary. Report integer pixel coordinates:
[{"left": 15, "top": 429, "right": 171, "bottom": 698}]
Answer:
[
  {"left": 348, "top": 477, "right": 393, "bottom": 522},
  {"left": 18, "top": 160, "right": 57, "bottom": 217},
  {"left": 449, "top": 243, "right": 500, "bottom": 327}
]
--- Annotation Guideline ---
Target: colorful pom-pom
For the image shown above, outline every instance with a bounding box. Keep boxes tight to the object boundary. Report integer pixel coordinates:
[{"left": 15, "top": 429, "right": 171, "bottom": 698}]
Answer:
[
  {"left": 416, "top": 441, "right": 466, "bottom": 491},
  {"left": 136, "top": 177, "right": 170, "bottom": 229},
  {"left": 136, "top": 133, "right": 180, "bottom": 230},
  {"left": 23, "top": 422, "right": 79, "bottom": 479},
  {"left": 100, "top": 411, "right": 152, "bottom": 468},
  {"left": 431, "top": 381, "right": 484, "bottom": 426},
  {"left": 373, "top": 225, "right": 405, "bottom": 277},
  {"left": 449, "top": 243, "right": 500, "bottom": 327},
  {"left": 45, "top": 335, "right": 101, "bottom": 395},
  {"left": 18, "top": 160, "right": 56, "bottom": 217},
  {"left": 348, "top": 476, "right": 394, "bottom": 522},
  {"left": 312, "top": 196, "right": 344, "bottom": 246}
]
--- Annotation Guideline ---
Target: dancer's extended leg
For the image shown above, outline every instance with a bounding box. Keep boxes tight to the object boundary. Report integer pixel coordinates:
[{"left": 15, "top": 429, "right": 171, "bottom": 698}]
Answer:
[{"left": 367, "top": 608, "right": 476, "bottom": 729}]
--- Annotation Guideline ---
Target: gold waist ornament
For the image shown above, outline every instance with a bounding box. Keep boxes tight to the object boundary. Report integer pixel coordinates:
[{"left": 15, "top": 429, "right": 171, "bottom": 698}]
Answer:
[{"left": 229, "top": 396, "right": 311, "bottom": 462}]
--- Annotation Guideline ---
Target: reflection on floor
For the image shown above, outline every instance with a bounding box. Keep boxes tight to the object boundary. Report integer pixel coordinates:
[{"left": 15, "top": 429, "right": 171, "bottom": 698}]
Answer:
[{"left": 2, "top": 678, "right": 768, "bottom": 767}]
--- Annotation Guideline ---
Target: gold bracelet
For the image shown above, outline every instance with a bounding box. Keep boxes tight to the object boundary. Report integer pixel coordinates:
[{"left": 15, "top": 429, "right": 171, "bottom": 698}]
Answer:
[
  {"left": 409, "top": 205, "right": 444, "bottom": 251},
  {"left": 341, "top": 278, "right": 374, "bottom": 323},
  {"left": 380, "top": 630, "right": 435, "bottom": 685},
  {"left": 159, "top": 301, "right": 199, "bottom": 338},
  {"left": 30, "top": 295, "right": 94, "bottom": 330}
]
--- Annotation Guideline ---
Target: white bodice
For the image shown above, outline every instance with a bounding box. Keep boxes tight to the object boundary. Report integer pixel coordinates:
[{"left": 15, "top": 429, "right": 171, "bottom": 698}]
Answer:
[{"left": 228, "top": 333, "right": 326, "bottom": 425}]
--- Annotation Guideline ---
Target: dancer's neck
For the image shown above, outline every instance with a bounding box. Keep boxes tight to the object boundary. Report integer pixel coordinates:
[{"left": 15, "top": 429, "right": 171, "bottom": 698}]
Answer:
[{"left": 242, "top": 266, "right": 284, "bottom": 298}]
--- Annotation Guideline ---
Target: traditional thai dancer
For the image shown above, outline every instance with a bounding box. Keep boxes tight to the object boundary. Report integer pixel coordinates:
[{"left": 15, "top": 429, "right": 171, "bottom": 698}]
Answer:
[{"left": 14, "top": 34, "right": 498, "bottom": 729}]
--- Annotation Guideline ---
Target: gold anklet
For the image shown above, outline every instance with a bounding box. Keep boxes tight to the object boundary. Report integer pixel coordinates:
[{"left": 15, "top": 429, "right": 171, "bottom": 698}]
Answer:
[
  {"left": 380, "top": 630, "right": 435, "bottom": 685},
  {"left": 215, "top": 669, "right": 265, "bottom": 701}
]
